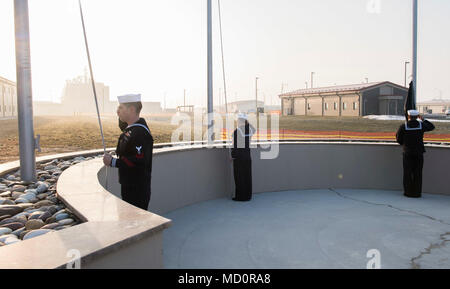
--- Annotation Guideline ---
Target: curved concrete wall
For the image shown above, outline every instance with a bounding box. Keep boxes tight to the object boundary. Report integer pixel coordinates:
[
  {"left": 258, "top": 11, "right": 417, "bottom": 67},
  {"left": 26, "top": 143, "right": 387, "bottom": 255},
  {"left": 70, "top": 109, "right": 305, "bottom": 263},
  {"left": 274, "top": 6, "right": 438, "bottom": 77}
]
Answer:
[
  {"left": 251, "top": 143, "right": 449, "bottom": 196},
  {"left": 1, "top": 142, "right": 448, "bottom": 268},
  {"left": 102, "top": 142, "right": 450, "bottom": 216}
]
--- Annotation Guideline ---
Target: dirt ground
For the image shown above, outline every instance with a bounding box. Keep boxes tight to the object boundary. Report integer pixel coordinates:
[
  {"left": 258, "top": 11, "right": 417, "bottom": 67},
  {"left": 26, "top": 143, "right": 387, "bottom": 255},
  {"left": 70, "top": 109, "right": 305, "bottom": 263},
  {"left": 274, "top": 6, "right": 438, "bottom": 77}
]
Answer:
[
  {"left": 1, "top": 114, "right": 449, "bottom": 164},
  {"left": 0, "top": 115, "right": 176, "bottom": 164}
]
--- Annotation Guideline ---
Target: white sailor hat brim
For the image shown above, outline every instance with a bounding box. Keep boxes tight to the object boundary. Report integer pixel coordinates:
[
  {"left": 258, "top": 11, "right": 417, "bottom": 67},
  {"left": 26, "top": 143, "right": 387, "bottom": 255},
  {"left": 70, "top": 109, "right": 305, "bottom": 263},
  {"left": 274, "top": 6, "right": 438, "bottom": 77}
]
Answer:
[
  {"left": 118, "top": 94, "right": 141, "bottom": 103},
  {"left": 237, "top": 113, "right": 248, "bottom": 120},
  {"left": 407, "top": 109, "right": 419, "bottom": 116}
]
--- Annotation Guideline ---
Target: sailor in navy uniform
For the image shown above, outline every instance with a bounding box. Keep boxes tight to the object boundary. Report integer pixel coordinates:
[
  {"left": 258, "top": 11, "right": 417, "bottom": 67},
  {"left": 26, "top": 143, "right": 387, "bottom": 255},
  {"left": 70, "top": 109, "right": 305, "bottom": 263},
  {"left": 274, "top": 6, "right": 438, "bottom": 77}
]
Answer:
[
  {"left": 396, "top": 109, "right": 435, "bottom": 198},
  {"left": 103, "top": 94, "right": 154, "bottom": 210},
  {"left": 231, "top": 113, "right": 256, "bottom": 202}
]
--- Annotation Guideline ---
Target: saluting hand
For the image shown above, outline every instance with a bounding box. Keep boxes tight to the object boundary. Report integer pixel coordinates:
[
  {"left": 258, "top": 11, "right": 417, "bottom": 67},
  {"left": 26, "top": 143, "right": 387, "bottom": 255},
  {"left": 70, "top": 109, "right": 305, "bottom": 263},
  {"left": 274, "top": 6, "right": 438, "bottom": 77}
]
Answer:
[{"left": 103, "top": 153, "right": 113, "bottom": 167}]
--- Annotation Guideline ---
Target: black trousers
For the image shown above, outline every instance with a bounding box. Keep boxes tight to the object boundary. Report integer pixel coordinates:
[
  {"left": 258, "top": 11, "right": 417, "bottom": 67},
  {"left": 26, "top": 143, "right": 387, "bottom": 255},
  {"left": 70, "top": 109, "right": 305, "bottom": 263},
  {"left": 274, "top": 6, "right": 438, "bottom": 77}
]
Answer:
[
  {"left": 233, "top": 159, "right": 252, "bottom": 201},
  {"left": 402, "top": 152, "right": 424, "bottom": 198},
  {"left": 121, "top": 182, "right": 151, "bottom": 210}
]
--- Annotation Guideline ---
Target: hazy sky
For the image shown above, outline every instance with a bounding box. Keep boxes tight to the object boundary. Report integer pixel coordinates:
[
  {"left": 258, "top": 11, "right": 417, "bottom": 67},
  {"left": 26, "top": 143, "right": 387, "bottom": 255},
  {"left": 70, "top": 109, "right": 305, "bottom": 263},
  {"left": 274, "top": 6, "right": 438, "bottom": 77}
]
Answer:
[{"left": 0, "top": 0, "right": 449, "bottom": 108}]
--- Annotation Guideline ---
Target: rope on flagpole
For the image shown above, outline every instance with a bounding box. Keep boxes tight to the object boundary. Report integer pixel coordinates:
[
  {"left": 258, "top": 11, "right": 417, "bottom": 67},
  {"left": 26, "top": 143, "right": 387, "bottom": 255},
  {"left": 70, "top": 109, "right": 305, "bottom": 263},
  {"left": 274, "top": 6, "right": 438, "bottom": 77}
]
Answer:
[{"left": 78, "top": 0, "right": 108, "bottom": 189}]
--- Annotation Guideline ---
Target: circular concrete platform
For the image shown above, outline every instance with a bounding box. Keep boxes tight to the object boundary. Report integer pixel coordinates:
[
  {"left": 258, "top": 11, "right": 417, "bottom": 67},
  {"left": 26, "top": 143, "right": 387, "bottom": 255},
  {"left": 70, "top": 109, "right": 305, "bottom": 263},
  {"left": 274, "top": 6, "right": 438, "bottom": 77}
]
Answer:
[{"left": 163, "top": 189, "right": 450, "bottom": 269}]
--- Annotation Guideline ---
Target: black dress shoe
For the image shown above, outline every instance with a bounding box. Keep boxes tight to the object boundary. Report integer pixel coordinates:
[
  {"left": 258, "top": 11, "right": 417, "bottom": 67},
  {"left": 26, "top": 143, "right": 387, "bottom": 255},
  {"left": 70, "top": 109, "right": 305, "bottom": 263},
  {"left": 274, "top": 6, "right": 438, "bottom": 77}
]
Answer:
[
  {"left": 232, "top": 197, "right": 251, "bottom": 202},
  {"left": 404, "top": 193, "right": 421, "bottom": 198}
]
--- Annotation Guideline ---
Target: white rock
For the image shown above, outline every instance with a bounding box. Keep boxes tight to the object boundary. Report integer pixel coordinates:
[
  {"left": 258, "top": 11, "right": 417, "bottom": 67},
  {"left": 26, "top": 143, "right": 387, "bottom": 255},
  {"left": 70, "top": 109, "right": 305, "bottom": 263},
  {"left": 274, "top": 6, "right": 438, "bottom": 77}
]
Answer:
[
  {"left": 11, "top": 227, "right": 25, "bottom": 237},
  {"left": 24, "top": 208, "right": 41, "bottom": 214},
  {"left": 45, "top": 165, "right": 59, "bottom": 171},
  {"left": 0, "top": 228, "right": 12, "bottom": 236},
  {"left": 0, "top": 234, "right": 17, "bottom": 243},
  {"left": 36, "top": 183, "right": 49, "bottom": 194},
  {"left": 24, "top": 189, "right": 38, "bottom": 194},
  {"left": 58, "top": 218, "right": 74, "bottom": 226},
  {"left": 55, "top": 213, "right": 69, "bottom": 221},
  {"left": 23, "top": 229, "right": 52, "bottom": 240},
  {"left": 12, "top": 192, "right": 24, "bottom": 199},
  {"left": 4, "top": 236, "right": 20, "bottom": 245},
  {"left": 13, "top": 212, "right": 30, "bottom": 218},
  {"left": 6, "top": 175, "right": 16, "bottom": 181},
  {"left": 0, "top": 191, "right": 12, "bottom": 198},
  {"left": 15, "top": 198, "right": 29, "bottom": 204},
  {"left": 22, "top": 192, "right": 37, "bottom": 201}
]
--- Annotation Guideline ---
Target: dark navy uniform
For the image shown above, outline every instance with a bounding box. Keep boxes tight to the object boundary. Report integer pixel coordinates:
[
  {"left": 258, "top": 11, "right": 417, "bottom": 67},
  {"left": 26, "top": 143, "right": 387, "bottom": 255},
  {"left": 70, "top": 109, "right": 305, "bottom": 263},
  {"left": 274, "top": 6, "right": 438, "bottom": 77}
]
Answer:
[
  {"left": 112, "top": 118, "right": 154, "bottom": 209},
  {"left": 396, "top": 119, "right": 435, "bottom": 198},
  {"left": 231, "top": 123, "right": 256, "bottom": 201}
]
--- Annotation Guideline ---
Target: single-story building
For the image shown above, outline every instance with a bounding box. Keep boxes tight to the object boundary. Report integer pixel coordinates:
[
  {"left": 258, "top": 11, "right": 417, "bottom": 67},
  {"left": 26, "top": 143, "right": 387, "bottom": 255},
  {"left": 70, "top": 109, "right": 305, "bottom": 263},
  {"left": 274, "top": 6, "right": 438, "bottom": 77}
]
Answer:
[
  {"left": 0, "top": 76, "right": 17, "bottom": 118},
  {"left": 279, "top": 81, "right": 408, "bottom": 117},
  {"left": 221, "top": 100, "right": 265, "bottom": 114},
  {"left": 417, "top": 100, "right": 450, "bottom": 115}
]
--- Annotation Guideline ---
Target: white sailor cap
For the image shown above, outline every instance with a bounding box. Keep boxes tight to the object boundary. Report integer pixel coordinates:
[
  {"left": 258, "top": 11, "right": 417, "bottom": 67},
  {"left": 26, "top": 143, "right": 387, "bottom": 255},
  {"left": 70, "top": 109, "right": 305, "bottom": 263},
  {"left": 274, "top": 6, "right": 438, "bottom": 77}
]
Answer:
[
  {"left": 117, "top": 94, "right": 141, "bottom": 104},
  {"left": 237, "top": 113, "right": 248, "bottom": 120},
  {"left": 408, "top": 109, "right": 419, "bottom": 116}
]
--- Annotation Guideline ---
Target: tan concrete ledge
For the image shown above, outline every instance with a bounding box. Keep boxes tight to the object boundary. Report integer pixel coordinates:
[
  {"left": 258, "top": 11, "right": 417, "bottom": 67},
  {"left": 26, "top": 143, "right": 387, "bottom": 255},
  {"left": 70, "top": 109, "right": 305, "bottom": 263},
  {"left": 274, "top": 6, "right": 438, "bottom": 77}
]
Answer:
[{"left": 0, "top": 148, "right": 171, "bottom": 269}]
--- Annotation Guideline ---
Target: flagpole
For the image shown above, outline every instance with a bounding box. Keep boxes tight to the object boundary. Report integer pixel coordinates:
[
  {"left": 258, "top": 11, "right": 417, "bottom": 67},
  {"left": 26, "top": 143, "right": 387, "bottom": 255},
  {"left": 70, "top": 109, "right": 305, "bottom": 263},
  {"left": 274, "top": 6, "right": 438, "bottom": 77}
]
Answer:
[
  {"left": 14, "top": 0, "right": 36, "bottom": 182},
  {"left": 412, "top": 0, "right": 418, "bottom": 106}
]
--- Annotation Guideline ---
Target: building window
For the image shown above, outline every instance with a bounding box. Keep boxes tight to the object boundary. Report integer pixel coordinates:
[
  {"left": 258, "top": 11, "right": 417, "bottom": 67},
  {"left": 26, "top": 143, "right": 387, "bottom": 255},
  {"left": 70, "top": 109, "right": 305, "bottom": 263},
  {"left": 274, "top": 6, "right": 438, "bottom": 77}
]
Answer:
[
  {"left": 334, "top": 102, "right": 337, "bottom": 110},
  {"left": 308, "top": 103, "right": 311, "bottom": 110},
  {"left": 324, "top": 103, "right": 328, "bottom": 110},
  {"left": 343, "top": 102, "right": 347, "bottom": 110},
  {"left": 353, "top": 102, "right": 358, "bottom": 110}
]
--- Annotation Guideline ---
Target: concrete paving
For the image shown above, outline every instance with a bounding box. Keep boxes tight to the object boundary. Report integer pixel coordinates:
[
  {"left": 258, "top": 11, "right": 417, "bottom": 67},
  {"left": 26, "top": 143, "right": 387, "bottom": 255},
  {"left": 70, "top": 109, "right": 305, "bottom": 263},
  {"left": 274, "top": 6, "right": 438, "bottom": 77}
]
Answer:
[{"left": 163, "top": 189, "right": 450, "bottom": 269}]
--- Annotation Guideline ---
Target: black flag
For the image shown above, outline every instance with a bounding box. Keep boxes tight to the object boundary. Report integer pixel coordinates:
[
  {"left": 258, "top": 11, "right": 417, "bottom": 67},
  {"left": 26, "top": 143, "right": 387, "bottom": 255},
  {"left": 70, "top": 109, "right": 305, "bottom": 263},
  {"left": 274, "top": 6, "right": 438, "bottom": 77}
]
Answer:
[{"left": 404, "top": 81, "right": 416, "bottom": 120}]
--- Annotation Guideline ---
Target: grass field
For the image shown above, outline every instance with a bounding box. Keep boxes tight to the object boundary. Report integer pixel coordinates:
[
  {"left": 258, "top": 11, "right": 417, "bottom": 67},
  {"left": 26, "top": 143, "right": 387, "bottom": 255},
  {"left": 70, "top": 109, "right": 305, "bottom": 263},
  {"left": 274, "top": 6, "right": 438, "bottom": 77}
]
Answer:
[
  {"left": 1, "top": 114, "right": 449, "bottom": 164},
  {"left": 279, "top": 115, "right": 450, "bottom": 134}
]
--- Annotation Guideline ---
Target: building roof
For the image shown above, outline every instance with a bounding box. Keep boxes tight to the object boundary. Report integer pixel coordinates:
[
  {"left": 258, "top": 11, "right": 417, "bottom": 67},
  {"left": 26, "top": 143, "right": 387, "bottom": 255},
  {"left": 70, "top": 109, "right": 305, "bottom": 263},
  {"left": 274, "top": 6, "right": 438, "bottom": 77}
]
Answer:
[
  {"left": 227, "top": 100, "right": 264, "bottom": 105},
  {"left": 279, "top": 81, "right": 407, "bottom": 97},
  {"left": 417, "top": 99, "right": 450, "bottom": 106},
  {"left": 0, "top": 76, "right": 16, "bottom": 86}
]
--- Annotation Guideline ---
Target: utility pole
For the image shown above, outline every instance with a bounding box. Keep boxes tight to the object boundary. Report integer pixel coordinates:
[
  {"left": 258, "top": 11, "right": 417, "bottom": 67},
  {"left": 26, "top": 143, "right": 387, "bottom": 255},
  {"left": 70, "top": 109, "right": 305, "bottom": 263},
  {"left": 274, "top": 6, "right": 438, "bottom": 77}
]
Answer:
[
  {"left": 14, "top": 0, "right": 36, "bottom": 182},
  {"left": 281, "top": 82, "right": 288, "bottom": 94},
  {"left": 219, "top": 87, "right": 222, "bottom": 110},
  {"left": 412, "top": 0, "right": 418, "bottom": 102},
  {"left": 164, "top": 92, "right": 166, "bottom": 110},
  {"left": 207, "top": 0, "right": 214, "bottom": 143},
  {"left": 311, "top": 72, "right": 315, "bottom": 88},
  {"left": 305, "top": 82, "right": 308, "bottom": 89},
  {"left": 255, "top": 77, "right": 259, "bottom": 113}
]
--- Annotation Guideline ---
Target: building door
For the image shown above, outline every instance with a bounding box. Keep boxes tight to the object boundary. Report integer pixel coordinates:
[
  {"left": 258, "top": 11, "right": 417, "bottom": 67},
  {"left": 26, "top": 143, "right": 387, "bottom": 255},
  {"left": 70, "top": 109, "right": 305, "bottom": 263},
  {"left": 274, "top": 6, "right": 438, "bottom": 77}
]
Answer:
[
  {"left": 389, "top": 101, "right": 396, "bottom": 115},
  {"left": 1, "top": 85, "right": 4, "bottom": 117}
]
